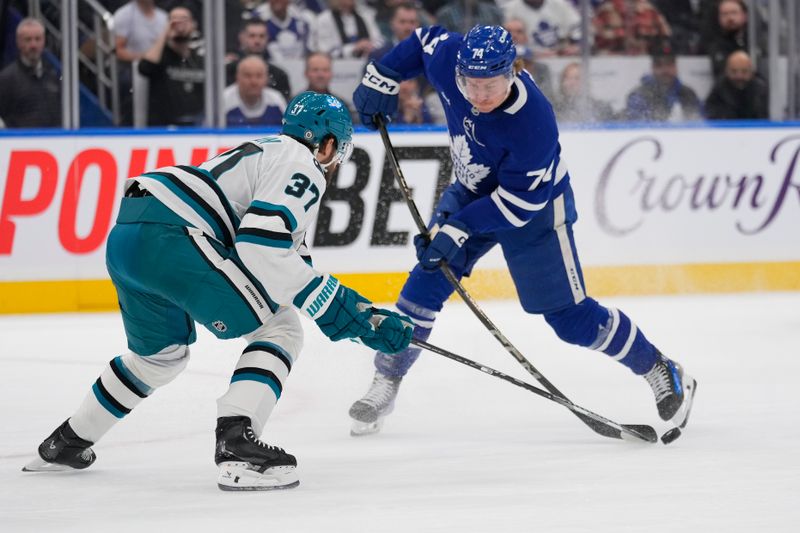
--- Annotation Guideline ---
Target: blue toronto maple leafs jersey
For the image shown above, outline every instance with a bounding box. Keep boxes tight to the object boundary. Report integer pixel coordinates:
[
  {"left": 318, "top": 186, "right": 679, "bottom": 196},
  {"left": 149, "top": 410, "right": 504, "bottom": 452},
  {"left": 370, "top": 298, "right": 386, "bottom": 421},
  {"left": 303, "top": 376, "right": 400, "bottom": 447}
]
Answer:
[{"left": 379, "top": 26, "right": 571, "bottom": 234}]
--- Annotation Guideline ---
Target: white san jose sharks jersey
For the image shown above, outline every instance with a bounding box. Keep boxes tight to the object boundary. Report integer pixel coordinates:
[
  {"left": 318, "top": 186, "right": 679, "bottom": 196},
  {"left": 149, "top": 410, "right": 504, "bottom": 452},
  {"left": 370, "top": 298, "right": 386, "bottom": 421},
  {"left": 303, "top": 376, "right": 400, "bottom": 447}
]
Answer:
[
  {"left": 128, "top": 135, "right": 337, "bottom": 320},
  {"left": 379, "top": 25, "right": 571, "bottom": 234}
]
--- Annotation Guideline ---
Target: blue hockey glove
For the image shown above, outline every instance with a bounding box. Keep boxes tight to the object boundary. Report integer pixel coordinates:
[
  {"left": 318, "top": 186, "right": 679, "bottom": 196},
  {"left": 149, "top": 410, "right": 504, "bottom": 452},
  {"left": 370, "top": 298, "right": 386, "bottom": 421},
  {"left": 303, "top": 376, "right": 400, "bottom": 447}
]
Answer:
[
  {"left": 413, "top": 232, "right": 431, "bottom": 263},
  {"left": 418, "top": 220, "right": 471, "bottom": 272},
  {"left": 360, "top": 308, "right": 414, "bottom": 354},
  {"left": 314, "top": 285, "right": 373, "bottom": 342},
  {"left": 354, "top": 62, "right": 401, "bottom": 130},
  {"left": 413, "top": 185, "right": 468, "bottom": 261}
]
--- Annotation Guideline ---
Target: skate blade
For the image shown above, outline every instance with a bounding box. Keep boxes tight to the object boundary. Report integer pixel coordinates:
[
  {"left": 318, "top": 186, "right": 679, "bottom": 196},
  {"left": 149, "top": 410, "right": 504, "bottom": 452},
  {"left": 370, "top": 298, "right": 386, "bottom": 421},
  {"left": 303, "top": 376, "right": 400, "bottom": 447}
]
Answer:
[
  {"left": 672, "top": 377, "right": 698, "bottom": 429},
  {"left": 350, "top": 417, "right": 385, "bottom": 437},
  {"left": 22, "top": 457, "right": 77, "bottom": 472},
  {"left": 217, "top": 461, "right": 299, "bottom": 491}
]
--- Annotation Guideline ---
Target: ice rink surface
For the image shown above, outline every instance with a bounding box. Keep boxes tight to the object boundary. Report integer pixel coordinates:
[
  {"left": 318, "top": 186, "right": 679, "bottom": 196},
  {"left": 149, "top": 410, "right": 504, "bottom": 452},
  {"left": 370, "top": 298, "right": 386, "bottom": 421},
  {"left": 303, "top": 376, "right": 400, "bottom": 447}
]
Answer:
[{"left": 1, "top": 292, "right": 799, "bottom": 533}]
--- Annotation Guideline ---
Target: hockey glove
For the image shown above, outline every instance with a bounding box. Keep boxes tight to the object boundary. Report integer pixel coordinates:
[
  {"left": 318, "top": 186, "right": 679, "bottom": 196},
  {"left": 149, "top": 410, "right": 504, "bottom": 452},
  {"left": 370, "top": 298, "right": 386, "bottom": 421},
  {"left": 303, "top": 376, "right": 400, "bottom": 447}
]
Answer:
[
  {"left": 418, "top": 220, "right": 471, "bottom": 272},
  {"left": 354, "top": 62, "right": 401, "bottom": 130},
  {"left": 360, "top": 308, "right": 414, "bottom": 354},
  {"left": 314, "top": 285, "right": 373, "bottom": 342},
  {"left": 414, "top": 185, "right": 468, "bottom": 261},
  {"left": 413, "top": 231, "right": 432, "bottom": 263}
]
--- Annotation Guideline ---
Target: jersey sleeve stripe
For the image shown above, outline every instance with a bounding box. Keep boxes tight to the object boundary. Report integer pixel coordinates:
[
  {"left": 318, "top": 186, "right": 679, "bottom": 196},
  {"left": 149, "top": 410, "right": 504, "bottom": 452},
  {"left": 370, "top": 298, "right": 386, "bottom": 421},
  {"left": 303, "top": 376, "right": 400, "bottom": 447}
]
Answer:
[
  {"left": 177, "top": 164, "right": 241, "bottom": 229},
  {"left": 237, "top": 227, "right": 292, "bottom": 242},
  {"left": 246, "top": 201, "right": 298, "bottom": 232},
  {"left": 496, "top": 186, "right": 548, "bottom": 211},
  {"left": 142, "top": 171, "right": 234, "bottom": 246},
  {"left": 236, "top": 228, "right": 294, "bottom": 249},
  {"left": 416, "top": 27, "right": 430, "bottom": 45},
  {"left": 490, "top": 190, "right": 528, "bottom": 227}
]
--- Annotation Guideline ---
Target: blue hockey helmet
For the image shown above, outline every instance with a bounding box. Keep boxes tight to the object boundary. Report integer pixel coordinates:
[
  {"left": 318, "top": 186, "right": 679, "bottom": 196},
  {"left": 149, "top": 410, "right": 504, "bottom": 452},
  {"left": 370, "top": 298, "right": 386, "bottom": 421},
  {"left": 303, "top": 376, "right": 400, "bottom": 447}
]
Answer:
[
  {"left": 456, "top": 25, "right": 516, "bottom": 80},
  {"left": 282, "top": 91, "right": 354, "bottom": 166}
]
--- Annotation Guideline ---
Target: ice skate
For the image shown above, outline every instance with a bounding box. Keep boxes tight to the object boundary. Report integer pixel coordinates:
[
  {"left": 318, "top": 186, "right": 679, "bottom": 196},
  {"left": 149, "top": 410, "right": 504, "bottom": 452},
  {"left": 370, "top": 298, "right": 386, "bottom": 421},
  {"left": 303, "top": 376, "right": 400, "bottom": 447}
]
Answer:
[
  {"left": 215, "top": 416, "right": 299, "bottom": 491},
  {"left": 349, "top": 372, "right": 402, "bottom": 436},
  {"left": 644, "top": 353, "right": 697, "bottom": 428},
  {"left": 22, "top": 419, "right": 96, "bottom": 472}
]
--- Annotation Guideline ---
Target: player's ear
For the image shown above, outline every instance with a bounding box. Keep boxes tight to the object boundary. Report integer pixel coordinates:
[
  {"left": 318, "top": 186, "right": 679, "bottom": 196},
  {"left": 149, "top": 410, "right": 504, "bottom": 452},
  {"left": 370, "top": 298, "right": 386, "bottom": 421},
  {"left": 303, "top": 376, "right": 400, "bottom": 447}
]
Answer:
[{"left": 321, "top": 136, "right": 337, "bottom": 160}]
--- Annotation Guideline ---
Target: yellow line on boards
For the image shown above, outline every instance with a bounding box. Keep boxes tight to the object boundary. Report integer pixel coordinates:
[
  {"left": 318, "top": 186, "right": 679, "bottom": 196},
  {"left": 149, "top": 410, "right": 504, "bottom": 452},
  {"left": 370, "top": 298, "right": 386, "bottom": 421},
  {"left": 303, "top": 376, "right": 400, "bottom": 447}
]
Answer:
[
  {"left": 1, "top": 261, "right": 798, "bottom": 314},
  {"left": 0, "top": 279, "right": 118, "bottom": 314}
]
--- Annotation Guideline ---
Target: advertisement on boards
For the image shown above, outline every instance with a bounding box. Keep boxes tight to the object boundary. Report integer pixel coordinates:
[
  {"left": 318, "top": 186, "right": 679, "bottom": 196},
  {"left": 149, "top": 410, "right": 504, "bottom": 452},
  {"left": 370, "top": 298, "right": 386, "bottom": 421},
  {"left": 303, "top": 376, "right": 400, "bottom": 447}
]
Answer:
[{"left": 0, "top": 125, "right": 798, "bottom": 311}]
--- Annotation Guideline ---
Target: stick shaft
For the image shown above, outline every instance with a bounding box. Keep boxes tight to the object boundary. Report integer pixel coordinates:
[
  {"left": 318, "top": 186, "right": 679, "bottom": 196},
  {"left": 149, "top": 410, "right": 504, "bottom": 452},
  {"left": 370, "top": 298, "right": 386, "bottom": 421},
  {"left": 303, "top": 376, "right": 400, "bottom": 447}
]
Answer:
[
  {"left": 376, "top": 117, "right": 628, "bottom": 439},
  {"left": 412, "top": 339, "right": 656, "bottom": 443}
]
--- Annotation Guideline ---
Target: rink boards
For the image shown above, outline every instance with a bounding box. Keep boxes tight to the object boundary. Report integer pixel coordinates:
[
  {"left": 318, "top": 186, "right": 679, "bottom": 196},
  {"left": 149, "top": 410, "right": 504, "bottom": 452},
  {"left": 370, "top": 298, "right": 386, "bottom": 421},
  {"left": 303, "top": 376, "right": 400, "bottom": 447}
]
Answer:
[{"left": 0, "top": 123, "right": 798, "bottom": 313}]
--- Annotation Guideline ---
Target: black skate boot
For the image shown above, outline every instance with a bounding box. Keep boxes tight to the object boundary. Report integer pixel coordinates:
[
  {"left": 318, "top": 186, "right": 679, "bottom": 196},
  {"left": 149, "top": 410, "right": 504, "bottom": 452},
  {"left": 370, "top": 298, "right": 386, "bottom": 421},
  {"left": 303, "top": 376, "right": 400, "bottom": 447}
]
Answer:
[
  {"left": 215, "top": 416, "right": 298, "bottom": 491},
  {"left": 349, "top": 372, "right": 402, "bottom": 436},
  {"left": 644, "top": 352, "right": 697, "bottom": 428},
  {"left": 22, "top": 419, "right": 96, "bottom": 472}
]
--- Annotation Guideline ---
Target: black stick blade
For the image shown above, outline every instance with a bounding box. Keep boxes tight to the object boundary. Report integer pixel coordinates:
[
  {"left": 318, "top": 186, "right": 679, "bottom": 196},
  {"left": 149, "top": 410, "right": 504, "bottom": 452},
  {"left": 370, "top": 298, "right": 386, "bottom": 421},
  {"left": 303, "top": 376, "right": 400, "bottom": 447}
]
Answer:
[{"left": 620, "top": 424, "right": 659, "bottom": 443}]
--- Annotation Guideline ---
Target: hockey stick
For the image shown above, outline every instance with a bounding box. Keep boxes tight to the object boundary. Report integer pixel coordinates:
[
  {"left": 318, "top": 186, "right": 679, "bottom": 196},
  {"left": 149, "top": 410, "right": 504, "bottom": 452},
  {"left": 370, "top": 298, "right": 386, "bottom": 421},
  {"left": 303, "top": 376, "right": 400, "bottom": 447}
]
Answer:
[
  {"left": 376, "top": 116, "right": 650, "bottom": 442},
  {"left": 413, "top": 338, "right": 657, "bottom": 443}
]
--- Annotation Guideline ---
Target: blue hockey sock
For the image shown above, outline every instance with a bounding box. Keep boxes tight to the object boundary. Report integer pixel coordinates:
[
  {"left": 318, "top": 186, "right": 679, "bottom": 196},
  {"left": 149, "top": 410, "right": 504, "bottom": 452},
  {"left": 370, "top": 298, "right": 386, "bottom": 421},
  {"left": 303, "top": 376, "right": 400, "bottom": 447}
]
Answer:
[
  {"left": 544, "top": 299, "right": 658, "bottom": 375},
  {"left": 590, "top": 308, "right": 658, "bottom": 375},
  {"left": 374, "top": 298, "right": 434, "bottom": 378}
]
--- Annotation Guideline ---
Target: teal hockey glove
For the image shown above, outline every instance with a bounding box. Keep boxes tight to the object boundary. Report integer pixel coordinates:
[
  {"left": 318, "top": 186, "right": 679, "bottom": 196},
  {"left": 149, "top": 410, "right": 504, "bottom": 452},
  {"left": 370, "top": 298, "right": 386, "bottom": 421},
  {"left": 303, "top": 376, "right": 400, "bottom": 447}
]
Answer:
[
  {"left": 360, "top": 308, "right": 414, "bottom": 354},
  {"left": 314, "top": 285, "right": 373, "bottom": 342}
]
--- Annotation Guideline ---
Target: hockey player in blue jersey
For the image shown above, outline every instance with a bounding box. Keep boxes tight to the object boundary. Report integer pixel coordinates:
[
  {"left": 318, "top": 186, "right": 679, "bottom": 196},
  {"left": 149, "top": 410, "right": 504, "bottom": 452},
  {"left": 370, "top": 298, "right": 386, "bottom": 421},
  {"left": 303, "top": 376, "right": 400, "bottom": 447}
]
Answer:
[
  {"left": 348, "top": 25, "right": 697, "bottom": 436},
  {"left": 23, "top": 92, "right": 413, "bottom": 490}
]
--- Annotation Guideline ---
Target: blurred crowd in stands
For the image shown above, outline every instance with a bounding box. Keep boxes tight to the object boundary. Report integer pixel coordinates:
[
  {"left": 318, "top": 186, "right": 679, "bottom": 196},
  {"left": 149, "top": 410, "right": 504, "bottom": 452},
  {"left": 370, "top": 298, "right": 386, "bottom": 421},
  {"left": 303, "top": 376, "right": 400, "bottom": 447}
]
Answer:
[{"left": 0, "top": 0, "right": 773, "bottom": 129}]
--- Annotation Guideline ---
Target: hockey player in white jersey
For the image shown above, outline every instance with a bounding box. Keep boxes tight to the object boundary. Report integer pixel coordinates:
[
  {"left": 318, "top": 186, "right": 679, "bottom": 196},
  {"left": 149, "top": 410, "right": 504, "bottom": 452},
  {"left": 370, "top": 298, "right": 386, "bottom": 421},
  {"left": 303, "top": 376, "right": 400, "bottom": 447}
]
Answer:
[{"left": 22, "top": 92, "right": 413, "bottom": 490}]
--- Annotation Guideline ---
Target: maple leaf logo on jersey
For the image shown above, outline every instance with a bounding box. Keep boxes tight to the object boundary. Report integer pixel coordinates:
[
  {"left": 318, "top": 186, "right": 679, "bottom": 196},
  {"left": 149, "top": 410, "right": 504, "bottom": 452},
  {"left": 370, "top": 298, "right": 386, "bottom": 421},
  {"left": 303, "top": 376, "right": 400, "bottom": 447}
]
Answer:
[{"left": 449, "top": 135, "right": 490, "bottom": 193}]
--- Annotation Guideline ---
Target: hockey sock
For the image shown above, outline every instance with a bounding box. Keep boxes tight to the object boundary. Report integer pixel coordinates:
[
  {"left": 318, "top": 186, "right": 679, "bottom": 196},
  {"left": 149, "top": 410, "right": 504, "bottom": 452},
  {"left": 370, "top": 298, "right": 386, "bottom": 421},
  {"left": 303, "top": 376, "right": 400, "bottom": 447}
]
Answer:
[
  {"left": 590, "top": 308, "right": 659, "bottom": 375},
  {"left": 216, "top": 341, "right": 294, "bottom": 435},
  {"left": 374, "top": 298, "right": 434, "bottom": 378},
  {"left": 217, "top": 307, "right": 302, "bottom": 435},
  {"left": 69, "top": 345, "right": 189, "bottom": 443}
]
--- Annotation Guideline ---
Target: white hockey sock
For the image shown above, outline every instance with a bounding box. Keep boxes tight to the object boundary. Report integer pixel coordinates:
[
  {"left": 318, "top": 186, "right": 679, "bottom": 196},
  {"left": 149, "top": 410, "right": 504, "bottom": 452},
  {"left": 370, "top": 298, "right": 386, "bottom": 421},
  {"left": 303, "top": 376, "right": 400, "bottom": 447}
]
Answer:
[
  {"left": 216, "top": 341, "right": 294, "bottom": 435},
  {"left": 69, "top": 345, "right": 189, "bottom": 443}
]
